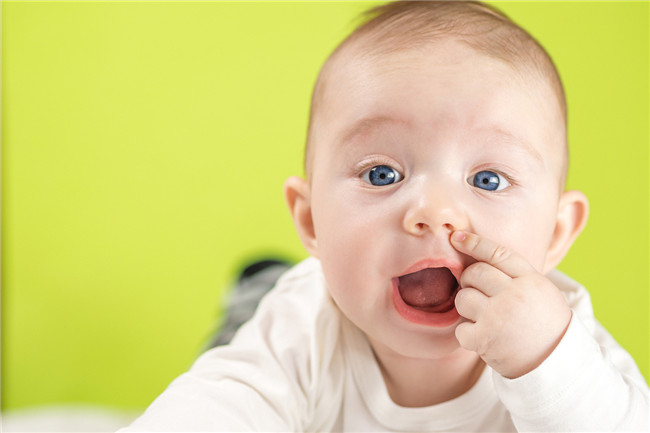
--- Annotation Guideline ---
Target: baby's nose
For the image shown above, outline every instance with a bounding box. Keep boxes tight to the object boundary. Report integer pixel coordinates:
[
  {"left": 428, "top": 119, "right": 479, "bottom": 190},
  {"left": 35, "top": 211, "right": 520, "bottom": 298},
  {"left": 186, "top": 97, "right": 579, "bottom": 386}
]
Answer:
[{"left": 402, "top": 183, "right": 468, "bottom": 237}]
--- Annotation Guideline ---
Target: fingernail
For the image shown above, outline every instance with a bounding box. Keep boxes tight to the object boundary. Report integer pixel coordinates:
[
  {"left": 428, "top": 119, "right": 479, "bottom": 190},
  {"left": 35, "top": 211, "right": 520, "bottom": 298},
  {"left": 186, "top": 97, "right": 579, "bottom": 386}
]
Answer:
[{"left": 452, "top": 231, "right": 466, "bottom": 242}]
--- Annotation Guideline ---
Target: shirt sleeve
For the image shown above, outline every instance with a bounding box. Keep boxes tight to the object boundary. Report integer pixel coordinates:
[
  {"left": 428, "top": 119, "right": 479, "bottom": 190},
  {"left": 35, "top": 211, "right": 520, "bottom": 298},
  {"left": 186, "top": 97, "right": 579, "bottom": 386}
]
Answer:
[
  {"left": 118, "top": 259, "right": 344, "bottom": 432},
  {"left": 493, "top": 272, "right": 650, "bottom": 432},
  {"left": 118, "top": 339, "right": 306, "bottom": 431}
]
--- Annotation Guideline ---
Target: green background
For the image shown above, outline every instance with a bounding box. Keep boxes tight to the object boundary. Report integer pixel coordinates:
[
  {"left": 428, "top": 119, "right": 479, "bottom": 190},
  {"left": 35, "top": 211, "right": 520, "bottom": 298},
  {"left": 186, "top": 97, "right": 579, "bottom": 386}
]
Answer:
[{"left": 2, "top": 1, "right": 648, "bottom": 413}]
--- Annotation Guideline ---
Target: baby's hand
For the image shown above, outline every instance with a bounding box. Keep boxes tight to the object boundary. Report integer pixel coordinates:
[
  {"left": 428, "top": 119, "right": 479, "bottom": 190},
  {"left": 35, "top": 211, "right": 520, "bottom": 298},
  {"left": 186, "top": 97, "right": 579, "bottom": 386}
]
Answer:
[{"left": 450, "top": 231, "right": 572, "bottom": 379}]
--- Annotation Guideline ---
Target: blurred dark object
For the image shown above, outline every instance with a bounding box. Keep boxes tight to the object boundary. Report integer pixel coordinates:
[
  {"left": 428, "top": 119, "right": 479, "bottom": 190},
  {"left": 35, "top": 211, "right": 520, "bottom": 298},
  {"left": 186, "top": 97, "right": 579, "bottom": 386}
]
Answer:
[{"left": 208, "top": 259, "right": 292, "bottom": 348}]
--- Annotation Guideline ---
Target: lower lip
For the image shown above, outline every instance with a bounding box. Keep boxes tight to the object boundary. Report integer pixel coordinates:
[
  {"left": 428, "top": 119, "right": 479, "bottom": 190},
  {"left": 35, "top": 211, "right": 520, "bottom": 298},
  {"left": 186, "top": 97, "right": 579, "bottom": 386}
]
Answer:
[{"left": 391, "top": 278, "right": 461, "bottom": 327}]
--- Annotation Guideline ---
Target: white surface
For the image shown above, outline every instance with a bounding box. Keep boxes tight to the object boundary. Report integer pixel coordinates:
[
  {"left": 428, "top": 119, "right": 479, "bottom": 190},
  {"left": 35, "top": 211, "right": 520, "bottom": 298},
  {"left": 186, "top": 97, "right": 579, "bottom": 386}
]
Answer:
[{"left": 2, "top": 406, "right": 138, "bottom": 432}]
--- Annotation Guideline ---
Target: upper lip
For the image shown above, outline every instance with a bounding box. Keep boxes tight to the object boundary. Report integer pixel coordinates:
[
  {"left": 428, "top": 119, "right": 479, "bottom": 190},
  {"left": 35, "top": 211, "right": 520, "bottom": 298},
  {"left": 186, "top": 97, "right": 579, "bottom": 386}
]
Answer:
[{"left": 396, "top": 258, "right": 464, "bottom": 284}]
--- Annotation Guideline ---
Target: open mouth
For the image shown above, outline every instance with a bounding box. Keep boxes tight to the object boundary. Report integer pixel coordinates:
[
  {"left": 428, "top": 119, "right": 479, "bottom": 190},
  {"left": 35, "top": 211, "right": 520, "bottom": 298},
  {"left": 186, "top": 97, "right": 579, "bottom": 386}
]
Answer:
[
  {"left": 392, "top": 266, "right": 461, "bottom": 326},
  {"left": 398, "top": 267, "right": 460, "bottom": 313}
]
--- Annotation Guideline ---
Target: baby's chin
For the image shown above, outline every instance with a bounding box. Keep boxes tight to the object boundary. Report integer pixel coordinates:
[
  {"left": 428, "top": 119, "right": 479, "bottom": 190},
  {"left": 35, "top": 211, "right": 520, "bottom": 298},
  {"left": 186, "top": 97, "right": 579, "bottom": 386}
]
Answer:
[{"left": 365, "top": 323, "right": 464, "bottom": 361}]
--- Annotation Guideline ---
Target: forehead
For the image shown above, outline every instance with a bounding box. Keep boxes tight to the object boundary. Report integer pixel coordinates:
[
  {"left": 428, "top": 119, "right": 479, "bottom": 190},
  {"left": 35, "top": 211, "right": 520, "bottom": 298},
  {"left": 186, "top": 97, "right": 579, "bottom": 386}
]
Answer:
[{"left": 312, "top": 40, "right": 565, "bottom": 173}]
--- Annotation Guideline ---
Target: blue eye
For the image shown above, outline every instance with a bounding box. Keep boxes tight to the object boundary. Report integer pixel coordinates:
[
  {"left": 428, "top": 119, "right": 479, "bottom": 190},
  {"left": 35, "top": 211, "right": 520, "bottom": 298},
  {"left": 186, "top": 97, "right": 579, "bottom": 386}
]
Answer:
[
  {"left": 361, "top": 165, "right": 403, "bottom": 186},
  {"left": 469, "top": 170, "right": 511, "bottom": 191}
]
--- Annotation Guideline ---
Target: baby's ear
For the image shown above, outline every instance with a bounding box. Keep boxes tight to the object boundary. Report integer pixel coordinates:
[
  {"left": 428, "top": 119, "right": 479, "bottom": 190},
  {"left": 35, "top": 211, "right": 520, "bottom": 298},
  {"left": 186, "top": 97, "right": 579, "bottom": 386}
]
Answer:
[
  {"left": 543, "top": 190, "right": 589, "bottom": 273},
  {"left": 284, "top": 176, "right": 318, "bottom": 257}
]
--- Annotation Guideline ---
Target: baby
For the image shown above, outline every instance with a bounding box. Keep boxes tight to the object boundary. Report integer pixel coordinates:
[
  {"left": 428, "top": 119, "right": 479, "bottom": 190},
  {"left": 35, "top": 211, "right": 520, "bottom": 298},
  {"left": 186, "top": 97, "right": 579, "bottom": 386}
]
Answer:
[{"left": 122, "top": 1, "right": 649, "bottom": 431}]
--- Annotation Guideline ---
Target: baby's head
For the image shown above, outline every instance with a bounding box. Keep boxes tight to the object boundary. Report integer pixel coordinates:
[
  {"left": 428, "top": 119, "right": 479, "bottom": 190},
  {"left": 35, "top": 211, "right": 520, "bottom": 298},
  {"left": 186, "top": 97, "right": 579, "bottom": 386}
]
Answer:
[{"left": 285, "top": 1, "right": 588, "bottom": 359}]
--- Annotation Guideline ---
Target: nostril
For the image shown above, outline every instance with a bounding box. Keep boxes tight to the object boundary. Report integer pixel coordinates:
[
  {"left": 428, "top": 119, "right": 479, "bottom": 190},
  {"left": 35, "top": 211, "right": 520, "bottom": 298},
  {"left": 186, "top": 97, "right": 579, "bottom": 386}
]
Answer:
[{"left": 443, "top": 223, "right": 454, "bottom": 232}]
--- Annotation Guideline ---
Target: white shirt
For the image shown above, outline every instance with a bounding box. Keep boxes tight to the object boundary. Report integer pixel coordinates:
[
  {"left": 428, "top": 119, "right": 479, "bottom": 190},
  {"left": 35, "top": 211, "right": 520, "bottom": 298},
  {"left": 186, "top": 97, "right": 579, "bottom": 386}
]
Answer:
[{"left": 121, "top": 258, "right": 649, "bottom": 432}]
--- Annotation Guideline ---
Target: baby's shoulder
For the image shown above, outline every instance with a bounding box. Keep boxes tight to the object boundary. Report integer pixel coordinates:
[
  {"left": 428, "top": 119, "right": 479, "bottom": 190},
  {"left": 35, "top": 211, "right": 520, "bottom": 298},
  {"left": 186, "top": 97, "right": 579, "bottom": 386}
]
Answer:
[
  {"left": 265, "top": 257, "right": 339, "bottom": 325},
  {"left": 224, "top": 257, "right": 344, "bottom": 368}
]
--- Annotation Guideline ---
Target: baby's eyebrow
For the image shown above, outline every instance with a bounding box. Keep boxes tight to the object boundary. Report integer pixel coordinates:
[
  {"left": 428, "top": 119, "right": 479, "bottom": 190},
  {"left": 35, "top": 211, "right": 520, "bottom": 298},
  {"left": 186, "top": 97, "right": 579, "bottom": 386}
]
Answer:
[
  {"left": 482, "top": 127, "right": 543, "bottom": 163},
  {"left": 338, "top": 116, "right": 409, "bottom": 146}
]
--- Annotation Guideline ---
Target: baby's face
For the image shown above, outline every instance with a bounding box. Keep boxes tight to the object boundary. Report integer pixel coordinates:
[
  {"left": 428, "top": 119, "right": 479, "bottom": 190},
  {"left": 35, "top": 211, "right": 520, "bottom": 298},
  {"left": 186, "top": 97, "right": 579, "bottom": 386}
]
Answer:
[{"left": 306, "top": 40, "right": 567, "bottom": 359}]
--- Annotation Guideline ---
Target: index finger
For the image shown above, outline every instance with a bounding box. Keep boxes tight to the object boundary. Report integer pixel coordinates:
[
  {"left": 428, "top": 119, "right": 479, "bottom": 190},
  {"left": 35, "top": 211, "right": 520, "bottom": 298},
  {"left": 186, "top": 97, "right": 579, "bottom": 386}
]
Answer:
[{"left": 451, "top": 231, "right": 535, "bottom": 278}]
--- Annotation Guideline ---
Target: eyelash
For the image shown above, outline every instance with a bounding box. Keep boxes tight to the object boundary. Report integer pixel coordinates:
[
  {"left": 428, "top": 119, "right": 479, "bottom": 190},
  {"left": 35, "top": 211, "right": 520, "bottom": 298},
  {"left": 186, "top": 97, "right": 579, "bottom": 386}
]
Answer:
[{"left": 353, "top": 156, "right": 402, "bottom": 178}]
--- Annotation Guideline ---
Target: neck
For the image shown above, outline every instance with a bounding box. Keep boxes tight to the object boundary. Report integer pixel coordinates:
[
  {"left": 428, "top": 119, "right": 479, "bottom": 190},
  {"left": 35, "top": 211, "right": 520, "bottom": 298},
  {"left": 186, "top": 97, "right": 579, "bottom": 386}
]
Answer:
[{"left": 369, "top": 338, "right": 486, "bottom": 408}]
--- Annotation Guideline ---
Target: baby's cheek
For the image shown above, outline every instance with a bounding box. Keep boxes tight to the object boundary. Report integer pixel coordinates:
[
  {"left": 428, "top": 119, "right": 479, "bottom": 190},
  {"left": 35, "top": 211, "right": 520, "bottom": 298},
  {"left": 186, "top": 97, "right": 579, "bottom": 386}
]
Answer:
[
  {"left": 320, "top": 259, "right": 363, "bottom": 321},
  {"left": 319, "top": 226, "right": 376, "bottom": 287}
]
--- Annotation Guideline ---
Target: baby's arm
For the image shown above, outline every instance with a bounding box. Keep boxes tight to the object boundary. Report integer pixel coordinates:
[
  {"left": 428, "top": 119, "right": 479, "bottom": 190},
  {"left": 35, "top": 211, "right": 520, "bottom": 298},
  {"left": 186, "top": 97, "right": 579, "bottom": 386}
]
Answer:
[
  {"left": 451, "top": 231, "right": 649, "bottom": 431},
  {"left": 118, "top": 259, "right": 344, "bottom": 432},
  {"left": 118, "top": 328, "right": 305, "bottom": 432}
]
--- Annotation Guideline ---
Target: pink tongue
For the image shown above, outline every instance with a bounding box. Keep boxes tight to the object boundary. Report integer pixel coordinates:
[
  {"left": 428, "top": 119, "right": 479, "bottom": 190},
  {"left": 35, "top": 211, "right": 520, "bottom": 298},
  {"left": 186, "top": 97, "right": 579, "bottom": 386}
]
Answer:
[{"left": 398, "top": 268, "right": 457, "bottom": 308}]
